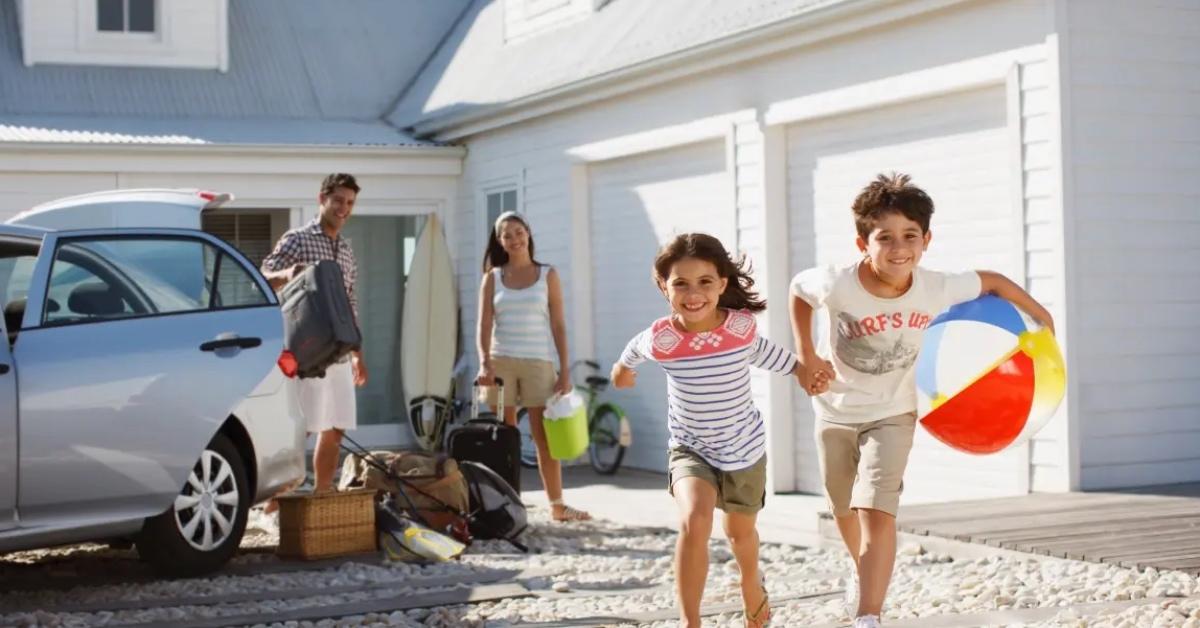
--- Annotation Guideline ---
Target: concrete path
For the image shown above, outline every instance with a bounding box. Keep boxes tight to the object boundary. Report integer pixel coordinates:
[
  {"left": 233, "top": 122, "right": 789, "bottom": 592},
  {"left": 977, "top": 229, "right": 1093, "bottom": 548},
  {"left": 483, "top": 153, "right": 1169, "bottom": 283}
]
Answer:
[{"left": 520, "top": 465, "right": 828, "bottom": 548}]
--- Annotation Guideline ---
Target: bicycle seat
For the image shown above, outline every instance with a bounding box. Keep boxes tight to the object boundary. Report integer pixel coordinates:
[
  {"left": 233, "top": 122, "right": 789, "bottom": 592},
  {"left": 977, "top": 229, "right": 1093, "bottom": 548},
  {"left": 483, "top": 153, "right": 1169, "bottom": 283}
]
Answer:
[{"left": 585, "top": 375, "right": 610, "bottom": 389}]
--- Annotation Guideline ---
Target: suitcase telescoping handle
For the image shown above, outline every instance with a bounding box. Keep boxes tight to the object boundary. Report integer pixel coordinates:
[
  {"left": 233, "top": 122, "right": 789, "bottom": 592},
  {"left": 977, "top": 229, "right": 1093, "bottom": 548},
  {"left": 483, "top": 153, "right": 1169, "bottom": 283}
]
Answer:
[{"left": 469, "top": 377, "right": 505, "bottom": 420}]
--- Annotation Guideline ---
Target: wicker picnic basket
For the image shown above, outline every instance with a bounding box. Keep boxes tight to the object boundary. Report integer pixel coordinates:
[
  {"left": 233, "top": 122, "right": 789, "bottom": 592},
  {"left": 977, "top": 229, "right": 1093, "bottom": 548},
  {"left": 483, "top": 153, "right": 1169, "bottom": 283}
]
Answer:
[{"left": 275, "top": 488, "right": 377, "bottom": 559}]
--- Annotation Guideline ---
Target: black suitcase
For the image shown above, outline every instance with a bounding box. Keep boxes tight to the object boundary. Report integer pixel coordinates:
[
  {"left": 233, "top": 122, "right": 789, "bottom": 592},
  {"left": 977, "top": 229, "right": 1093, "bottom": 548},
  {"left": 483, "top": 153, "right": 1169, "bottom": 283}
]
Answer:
[
  {"left": 279, "top": 260, "right": 362, "bottom": 378},
  {"left": 447, "top": 380, "right": 522, "bottom": 494}
]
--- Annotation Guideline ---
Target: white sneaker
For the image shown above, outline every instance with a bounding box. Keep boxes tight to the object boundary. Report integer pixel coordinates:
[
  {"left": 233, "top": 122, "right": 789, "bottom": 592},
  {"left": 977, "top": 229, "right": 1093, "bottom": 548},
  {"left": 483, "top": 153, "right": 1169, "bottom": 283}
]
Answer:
[
  {"left": 853, "top": 615, "right": 881, "bottom": 628},
  {"left": 843, "top": 569, "right": 859, "bottom": 619}
]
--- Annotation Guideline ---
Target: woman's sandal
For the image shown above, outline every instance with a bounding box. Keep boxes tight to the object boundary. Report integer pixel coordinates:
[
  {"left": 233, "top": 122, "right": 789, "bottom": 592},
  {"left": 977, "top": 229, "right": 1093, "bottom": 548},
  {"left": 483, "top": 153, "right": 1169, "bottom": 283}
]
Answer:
[
  {"left": 744, "top": 575, "right": 770, "bottom": 627},
  {"left": 549, "top": 500, "right": 592, "bottom": 522}
]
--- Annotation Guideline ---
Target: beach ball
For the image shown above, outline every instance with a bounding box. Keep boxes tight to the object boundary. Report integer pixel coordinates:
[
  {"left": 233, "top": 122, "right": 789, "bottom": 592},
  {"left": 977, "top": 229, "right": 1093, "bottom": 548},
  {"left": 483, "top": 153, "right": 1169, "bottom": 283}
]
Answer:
[{"left": 915, "top": 295, "right": 1065, "bottom": 454}]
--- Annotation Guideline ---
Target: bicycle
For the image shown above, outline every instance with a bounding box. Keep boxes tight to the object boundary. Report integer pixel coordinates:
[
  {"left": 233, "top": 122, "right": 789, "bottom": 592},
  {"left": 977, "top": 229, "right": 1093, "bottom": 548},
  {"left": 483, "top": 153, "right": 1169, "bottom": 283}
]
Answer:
[{"left": 517, "top": 359, "right": 631, "bottom": 475}]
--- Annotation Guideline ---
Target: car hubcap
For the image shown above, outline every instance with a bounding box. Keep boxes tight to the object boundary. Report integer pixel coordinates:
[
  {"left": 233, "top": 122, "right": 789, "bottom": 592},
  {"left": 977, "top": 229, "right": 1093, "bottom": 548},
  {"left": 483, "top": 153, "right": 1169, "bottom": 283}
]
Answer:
[{"left": 174, "top": 449, "right": 239, "bottom": 552}]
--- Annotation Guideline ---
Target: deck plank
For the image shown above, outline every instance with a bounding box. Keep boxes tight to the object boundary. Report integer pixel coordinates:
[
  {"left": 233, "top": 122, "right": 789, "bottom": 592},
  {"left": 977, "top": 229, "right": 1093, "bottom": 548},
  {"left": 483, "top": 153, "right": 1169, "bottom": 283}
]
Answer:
[{"left": 898, "top": 488, "right": 1200, "bottom": 576}]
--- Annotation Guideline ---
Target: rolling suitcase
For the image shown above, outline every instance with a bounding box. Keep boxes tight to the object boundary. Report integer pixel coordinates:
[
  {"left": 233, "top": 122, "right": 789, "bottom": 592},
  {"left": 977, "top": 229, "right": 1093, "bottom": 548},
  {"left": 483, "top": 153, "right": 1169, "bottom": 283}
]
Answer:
[
  {"left": 279, "top": 259, "right": 362, "bottom": 378},
  {"left": 446, "top": 380, "right": 522, "bottom": 494}
]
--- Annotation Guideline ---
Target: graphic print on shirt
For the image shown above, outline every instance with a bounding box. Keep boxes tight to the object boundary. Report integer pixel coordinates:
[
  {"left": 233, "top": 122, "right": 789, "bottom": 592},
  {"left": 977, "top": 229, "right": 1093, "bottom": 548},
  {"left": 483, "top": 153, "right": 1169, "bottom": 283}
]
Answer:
[{"left": 834, "top": 309, "right": 933, "bottom": 375}]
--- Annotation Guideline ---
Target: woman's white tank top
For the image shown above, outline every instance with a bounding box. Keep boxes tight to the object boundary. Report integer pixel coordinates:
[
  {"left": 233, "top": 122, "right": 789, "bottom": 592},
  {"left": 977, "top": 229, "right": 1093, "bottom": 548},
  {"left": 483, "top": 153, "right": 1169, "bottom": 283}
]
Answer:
[{"left": 490, "top": 266, "right": 554, "bottom": 362}]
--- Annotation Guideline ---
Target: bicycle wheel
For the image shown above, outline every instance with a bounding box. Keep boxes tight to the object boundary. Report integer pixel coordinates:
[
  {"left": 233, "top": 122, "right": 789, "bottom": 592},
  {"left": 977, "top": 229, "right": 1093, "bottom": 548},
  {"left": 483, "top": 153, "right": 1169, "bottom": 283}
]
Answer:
[
  {"left": 516, "top": 408, "right": 539, "bottom": 469},
  {"left": 588, "top": 406, "right": 626, "bottom": 475}
]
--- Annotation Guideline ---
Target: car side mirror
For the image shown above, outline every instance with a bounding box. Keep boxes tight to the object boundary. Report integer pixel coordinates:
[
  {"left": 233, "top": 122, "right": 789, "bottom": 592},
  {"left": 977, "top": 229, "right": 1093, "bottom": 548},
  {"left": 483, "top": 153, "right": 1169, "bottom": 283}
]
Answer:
[{"left": 46, "top": 299, "right": 60, "bottom": 313}]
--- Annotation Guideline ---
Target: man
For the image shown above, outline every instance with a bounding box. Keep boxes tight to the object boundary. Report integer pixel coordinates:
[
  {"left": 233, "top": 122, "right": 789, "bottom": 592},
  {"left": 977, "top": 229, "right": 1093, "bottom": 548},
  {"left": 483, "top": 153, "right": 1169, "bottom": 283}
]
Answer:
[{"left": 261, "top": 173, "right": 369, "bottom": 495}]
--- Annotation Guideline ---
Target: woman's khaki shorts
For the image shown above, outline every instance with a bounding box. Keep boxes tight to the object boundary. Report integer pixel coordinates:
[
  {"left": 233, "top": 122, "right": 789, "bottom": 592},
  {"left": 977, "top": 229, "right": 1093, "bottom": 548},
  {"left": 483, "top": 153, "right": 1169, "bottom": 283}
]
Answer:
[
  {"left": 485, "top": 356, "right": 557, "bottom": 408},
  {"left": 815, "top": 412, "right": 916, "bottom": 518},
  {"left": 667, "top": 448, "right": 767, "bottom": 515}
]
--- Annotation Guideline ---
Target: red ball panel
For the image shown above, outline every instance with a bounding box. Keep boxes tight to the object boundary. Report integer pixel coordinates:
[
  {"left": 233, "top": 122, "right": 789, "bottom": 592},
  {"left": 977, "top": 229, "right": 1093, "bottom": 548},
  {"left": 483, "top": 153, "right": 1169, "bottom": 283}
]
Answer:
[{"left": 920, "top": 350, "right": 1036, "bottom": 454}]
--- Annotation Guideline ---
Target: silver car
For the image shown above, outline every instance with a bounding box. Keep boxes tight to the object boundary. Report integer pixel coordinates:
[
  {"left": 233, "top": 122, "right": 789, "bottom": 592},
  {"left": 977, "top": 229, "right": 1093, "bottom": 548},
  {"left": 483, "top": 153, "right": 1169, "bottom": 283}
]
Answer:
[{"left": 0, "top": 189, "right": 305, "bottom": 575}]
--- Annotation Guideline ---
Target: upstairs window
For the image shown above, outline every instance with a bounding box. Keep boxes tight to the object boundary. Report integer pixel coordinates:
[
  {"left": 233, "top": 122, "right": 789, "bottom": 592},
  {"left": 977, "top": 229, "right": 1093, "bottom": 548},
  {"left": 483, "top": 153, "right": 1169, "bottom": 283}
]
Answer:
[{"left": 97, "top": 0, "right": 157, "bottom": 34}]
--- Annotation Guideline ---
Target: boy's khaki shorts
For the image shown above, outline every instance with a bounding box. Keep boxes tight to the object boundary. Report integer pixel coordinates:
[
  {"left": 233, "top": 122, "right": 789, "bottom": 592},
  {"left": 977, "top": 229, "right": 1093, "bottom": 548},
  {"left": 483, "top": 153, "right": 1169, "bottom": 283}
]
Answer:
[
  {"left": 485, "top": 356, "right": 557, "bottom": 408},
  {"left": 667, "top": 448, "right": 767, "bottom": 515},
  {"left": 815, "top": 412, "right": 916, "bottom": 518}
]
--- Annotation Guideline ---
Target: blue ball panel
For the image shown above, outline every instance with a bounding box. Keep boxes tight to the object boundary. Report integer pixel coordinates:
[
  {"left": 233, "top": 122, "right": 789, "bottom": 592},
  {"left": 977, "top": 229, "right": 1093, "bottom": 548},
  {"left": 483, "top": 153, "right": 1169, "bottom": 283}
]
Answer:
[{"left": 929, "top": 295, "right": 1026, "bottom": 335}]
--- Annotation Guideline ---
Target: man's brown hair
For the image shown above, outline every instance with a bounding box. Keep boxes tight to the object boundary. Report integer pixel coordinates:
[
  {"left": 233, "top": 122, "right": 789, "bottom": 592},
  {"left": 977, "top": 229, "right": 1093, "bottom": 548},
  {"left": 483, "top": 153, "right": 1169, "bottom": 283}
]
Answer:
[
  {"left": 851, "top": 172, "right": 933, "bottom": 239},
  {"left": 320, "top": 172, "right": 361, "bottom": 196}
]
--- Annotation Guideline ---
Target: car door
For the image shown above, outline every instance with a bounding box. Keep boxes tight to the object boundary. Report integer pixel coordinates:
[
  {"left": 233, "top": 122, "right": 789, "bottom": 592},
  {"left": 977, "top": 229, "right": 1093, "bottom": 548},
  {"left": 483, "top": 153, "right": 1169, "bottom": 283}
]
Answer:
[
  {"left": 0, "top": 238, "right": 42, "bottom": 533},
  {"left": 0, "top": 305, "right": 15, "bottom": 533},
  {"left": 13, "top": 230, "right": 282, "bottom": 529}
]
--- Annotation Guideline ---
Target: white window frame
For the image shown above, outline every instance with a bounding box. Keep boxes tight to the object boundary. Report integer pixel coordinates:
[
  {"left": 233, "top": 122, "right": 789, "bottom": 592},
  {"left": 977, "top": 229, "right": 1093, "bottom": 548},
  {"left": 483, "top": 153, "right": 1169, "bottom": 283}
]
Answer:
[
  {"left": 476, "top": 176, "right": 522, "bottom": 266},
  {"left": 77, "top": 0, "right": 170, "bottom": 55}
]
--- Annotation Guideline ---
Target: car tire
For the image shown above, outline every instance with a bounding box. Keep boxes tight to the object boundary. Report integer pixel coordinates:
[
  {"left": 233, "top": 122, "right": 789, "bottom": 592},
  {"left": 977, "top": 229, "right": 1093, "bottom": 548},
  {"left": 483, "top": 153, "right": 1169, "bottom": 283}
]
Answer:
[{"left": 137, "top": 433, "right": 250, "bottom": 576}]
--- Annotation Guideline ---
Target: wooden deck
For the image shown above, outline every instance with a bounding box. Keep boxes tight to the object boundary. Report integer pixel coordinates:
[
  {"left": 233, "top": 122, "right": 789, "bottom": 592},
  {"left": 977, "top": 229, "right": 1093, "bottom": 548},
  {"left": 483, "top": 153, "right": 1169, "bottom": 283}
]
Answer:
[{"left": 898, "top": 483, "right": 1200, "bottom": 575}]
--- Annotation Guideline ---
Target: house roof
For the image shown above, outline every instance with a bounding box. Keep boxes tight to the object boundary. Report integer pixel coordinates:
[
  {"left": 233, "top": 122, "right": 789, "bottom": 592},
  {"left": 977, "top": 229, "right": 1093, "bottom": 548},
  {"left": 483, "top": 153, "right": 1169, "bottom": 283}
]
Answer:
[
  {"left": 0, "top": 0, "right": 472, "bottom": 146},
  {"left": 387, "top": 0, "right": 837, "bottom": 133}
]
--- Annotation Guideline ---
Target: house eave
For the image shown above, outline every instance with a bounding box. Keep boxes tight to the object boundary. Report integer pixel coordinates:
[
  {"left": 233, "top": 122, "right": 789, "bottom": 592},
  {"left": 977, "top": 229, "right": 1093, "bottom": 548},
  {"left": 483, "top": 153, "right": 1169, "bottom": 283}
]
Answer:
[
  {"left": 0, "top": 140, "right": 465, "bottom": 157},
  {"left": 411, "top": 0, "right": 977, "bottom": 141},
  {"left": 0, "top": 141, "right": 466, "bottom": 177}
]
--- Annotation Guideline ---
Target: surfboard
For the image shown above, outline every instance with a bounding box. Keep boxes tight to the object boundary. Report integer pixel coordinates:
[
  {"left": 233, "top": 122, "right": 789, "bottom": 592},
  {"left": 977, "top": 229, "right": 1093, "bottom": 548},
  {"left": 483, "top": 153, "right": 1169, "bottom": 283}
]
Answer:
[{"left": 401, "top": 213, "right": 458, "bottom": 450}]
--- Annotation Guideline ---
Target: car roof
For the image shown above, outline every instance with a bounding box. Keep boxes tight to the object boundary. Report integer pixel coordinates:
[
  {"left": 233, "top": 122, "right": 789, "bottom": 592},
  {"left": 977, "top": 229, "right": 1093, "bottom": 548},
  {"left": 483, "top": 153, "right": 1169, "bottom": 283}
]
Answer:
[{"left": 6, "top": 189, "right": 233, "bottom": 232}]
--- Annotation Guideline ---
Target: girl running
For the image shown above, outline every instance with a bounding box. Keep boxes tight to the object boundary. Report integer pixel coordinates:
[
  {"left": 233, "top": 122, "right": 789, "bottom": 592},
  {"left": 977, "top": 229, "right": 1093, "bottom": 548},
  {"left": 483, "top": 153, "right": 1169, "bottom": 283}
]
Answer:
[{"left": 611, "top": 233, "right": 801, "bottom": 628}]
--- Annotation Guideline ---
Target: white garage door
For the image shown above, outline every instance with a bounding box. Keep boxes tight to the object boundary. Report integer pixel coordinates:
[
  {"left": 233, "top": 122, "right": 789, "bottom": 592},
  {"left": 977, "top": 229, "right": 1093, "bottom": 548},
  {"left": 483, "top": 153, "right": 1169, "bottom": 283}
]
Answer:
[
  {"left": 787, "top": 86, "right": 1028, "bottom": 503},
  {"left": 590, "top": 140, "right": 733, "bottom": 472}
]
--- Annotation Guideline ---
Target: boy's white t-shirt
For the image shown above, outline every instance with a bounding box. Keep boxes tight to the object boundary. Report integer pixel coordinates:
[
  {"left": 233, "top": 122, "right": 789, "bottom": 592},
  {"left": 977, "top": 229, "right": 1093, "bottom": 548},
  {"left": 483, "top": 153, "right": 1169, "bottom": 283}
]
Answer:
[{"left": 791, "top": 263, "right": 982, "bottom": 424}]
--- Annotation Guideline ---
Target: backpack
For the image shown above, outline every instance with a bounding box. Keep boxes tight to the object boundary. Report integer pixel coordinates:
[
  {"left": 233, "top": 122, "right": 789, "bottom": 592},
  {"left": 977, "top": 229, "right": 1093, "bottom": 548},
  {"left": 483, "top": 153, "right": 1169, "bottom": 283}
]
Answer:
[
  {"left": 459, "top": 460, "right": 528, "bottom": 546},
  {"left": 339, "top": 450, "right": 469, "bottom": 535},
  {"left": 279, "top": 260, "right": 361, "bottom": 378}
]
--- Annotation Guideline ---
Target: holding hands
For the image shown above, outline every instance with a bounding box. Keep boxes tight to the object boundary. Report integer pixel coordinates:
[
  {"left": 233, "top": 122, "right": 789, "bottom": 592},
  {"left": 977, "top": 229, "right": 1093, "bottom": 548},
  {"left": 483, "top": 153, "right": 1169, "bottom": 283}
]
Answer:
[{"left": 795, "top": 352, "right": 835, "bottom": 396}]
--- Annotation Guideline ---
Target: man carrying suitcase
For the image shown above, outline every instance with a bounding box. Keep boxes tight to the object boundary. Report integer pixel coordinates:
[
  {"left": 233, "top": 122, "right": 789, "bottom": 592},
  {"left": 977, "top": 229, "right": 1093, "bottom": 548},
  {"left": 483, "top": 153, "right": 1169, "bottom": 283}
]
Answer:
[{"left": 262, "top": 173, "right": 369, "bottom": 495}]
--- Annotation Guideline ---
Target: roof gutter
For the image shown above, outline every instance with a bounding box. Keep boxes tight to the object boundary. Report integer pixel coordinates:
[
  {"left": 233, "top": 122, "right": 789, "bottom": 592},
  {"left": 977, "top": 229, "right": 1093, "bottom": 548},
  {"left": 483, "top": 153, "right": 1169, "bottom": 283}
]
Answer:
[
  {"left": 412, "top": 0, "right": 976, "bottom": 141},
  {"left": 0, "top": 141, "right": 465, "bottom": 157}
]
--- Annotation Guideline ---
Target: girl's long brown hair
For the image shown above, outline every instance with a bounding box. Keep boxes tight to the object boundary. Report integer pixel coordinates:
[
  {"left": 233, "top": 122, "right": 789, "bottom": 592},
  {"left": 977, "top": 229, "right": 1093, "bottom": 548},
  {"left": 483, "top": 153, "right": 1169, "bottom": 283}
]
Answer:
[
  {"left": 482, "top": 212, "right": 541, "bottom": 273},
  {"left": 653, "top": 233, "right": 766, "bottom": 313}
]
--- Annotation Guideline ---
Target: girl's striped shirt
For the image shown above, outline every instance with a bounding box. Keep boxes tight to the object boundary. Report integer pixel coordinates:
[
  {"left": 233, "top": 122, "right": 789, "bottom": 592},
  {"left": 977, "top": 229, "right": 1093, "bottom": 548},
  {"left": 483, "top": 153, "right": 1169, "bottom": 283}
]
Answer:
[{"left": 619, "top": 309, "right": 798, "bottom": 471}]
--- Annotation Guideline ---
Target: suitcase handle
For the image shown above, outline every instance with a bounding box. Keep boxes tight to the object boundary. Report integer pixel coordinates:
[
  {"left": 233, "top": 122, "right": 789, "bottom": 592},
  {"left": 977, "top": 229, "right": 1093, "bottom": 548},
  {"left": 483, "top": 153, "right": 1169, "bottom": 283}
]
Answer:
[{"left": 469, "top": 377, "right": 505, "bottom": 420}]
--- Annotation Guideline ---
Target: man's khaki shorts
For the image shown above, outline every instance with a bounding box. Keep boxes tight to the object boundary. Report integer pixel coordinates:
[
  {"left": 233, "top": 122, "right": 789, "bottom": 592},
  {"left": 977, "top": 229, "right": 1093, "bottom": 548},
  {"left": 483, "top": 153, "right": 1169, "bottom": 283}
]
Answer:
[
  {"left": 815, "top": 412, "right": 916, "bottom": 518},
  {"left": 667, "top": 448, "right": 767, "bottom": 515},
  {"left": 485, "top": 356, "right": 557, "bottom": 408}
]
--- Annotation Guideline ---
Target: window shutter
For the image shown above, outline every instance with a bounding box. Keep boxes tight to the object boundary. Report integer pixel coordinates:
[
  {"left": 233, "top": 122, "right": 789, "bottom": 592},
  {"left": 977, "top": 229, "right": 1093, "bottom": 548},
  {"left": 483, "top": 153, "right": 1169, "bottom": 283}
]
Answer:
[{"left": 202, "top": 213, "right": 274, "bottom": 269}]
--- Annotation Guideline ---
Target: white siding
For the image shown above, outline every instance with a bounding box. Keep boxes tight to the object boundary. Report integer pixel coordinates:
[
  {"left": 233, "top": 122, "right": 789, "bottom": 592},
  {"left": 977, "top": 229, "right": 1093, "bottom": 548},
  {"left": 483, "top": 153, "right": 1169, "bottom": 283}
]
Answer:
[
  {"left": 1065, "top": 0, "right": 1200, "bottom": 489},
  {"left": 20, "top": 0, "right": 228, "bottom": 71},
  {"left": 589, "top": 141, "right": 732, "bottom": 472},
  {"left": 1018, "top": 57, "right": 1072, "bottom": 493},
  {"left": 451, "top": 0, "right": 1051, "bottom": 473},
  {"left": 784, "top": 86, "right": 1029, "bottom": 502}
]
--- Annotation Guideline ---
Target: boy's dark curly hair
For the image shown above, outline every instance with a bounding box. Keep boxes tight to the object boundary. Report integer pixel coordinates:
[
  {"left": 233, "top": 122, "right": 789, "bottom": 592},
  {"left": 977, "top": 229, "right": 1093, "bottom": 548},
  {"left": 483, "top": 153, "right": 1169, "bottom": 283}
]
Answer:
[{"left": 851, "top": 172, "right": 933, "bottom": 239}]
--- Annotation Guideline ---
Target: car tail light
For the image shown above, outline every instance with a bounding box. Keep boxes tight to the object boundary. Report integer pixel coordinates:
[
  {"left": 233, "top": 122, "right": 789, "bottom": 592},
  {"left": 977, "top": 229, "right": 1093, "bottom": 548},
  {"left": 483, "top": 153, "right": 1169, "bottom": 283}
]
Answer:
[{"left": 277, "top": 350, "right": 298, "bottom": 378}]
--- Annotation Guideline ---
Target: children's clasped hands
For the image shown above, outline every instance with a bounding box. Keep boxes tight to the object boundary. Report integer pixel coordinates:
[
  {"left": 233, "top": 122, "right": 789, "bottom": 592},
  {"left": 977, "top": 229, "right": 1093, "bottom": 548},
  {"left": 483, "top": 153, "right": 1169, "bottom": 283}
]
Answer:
[{"left": 795, "top": 353, "right": 835, "bottom": 396}]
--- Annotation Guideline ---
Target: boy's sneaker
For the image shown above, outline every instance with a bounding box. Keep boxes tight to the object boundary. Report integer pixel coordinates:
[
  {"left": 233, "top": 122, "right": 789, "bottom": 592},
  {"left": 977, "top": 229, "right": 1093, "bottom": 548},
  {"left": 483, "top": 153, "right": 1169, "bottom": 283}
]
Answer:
[
  {"left": 853, "top": 615, "right": 882, "bottom": 628},
  {"left": 843, "top": 569, "right": 859, "bottom": 619}
]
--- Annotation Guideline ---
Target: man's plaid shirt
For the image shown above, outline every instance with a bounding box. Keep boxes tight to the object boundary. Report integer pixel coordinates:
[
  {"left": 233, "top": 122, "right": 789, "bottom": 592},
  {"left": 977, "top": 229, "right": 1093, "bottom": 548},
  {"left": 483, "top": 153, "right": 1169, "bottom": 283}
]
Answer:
[{"left": 262, "top": 218, "right": 358, "bottom": 318}]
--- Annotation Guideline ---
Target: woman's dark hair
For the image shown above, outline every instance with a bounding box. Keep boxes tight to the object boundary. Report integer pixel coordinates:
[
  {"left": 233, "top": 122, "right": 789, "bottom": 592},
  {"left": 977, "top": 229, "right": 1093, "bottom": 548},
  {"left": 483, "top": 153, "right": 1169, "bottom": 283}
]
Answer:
[
  {"left": 652, "top": 233, "right": 766, "bottom": 313},
  {"left": 482, "top": 212, "right": 541, "bottom": 273}
]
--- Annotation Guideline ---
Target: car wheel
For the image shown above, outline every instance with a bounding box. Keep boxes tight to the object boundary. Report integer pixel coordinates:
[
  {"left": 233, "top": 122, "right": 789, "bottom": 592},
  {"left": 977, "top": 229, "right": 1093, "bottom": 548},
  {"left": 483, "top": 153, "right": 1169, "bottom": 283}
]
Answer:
[{"left": 137, "top": 434, "right": 250, "bottom": 576}]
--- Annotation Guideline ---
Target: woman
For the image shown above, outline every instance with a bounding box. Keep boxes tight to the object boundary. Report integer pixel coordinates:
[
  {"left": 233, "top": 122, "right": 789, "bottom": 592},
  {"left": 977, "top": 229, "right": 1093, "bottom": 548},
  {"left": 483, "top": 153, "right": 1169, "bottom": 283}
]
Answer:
[{"left": 477, "top": 211, "right": 591, "bottom": 522}]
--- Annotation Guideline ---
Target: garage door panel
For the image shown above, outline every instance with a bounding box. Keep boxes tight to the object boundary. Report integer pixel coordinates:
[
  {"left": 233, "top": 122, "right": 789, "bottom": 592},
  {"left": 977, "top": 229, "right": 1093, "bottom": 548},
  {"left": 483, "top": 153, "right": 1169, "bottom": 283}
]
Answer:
[
  {"left": 590, "top": 141, "right": 731, "bottom": 472},
  {"left": 787, "top": 86, "right": 1026, "bottom": 501}
]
